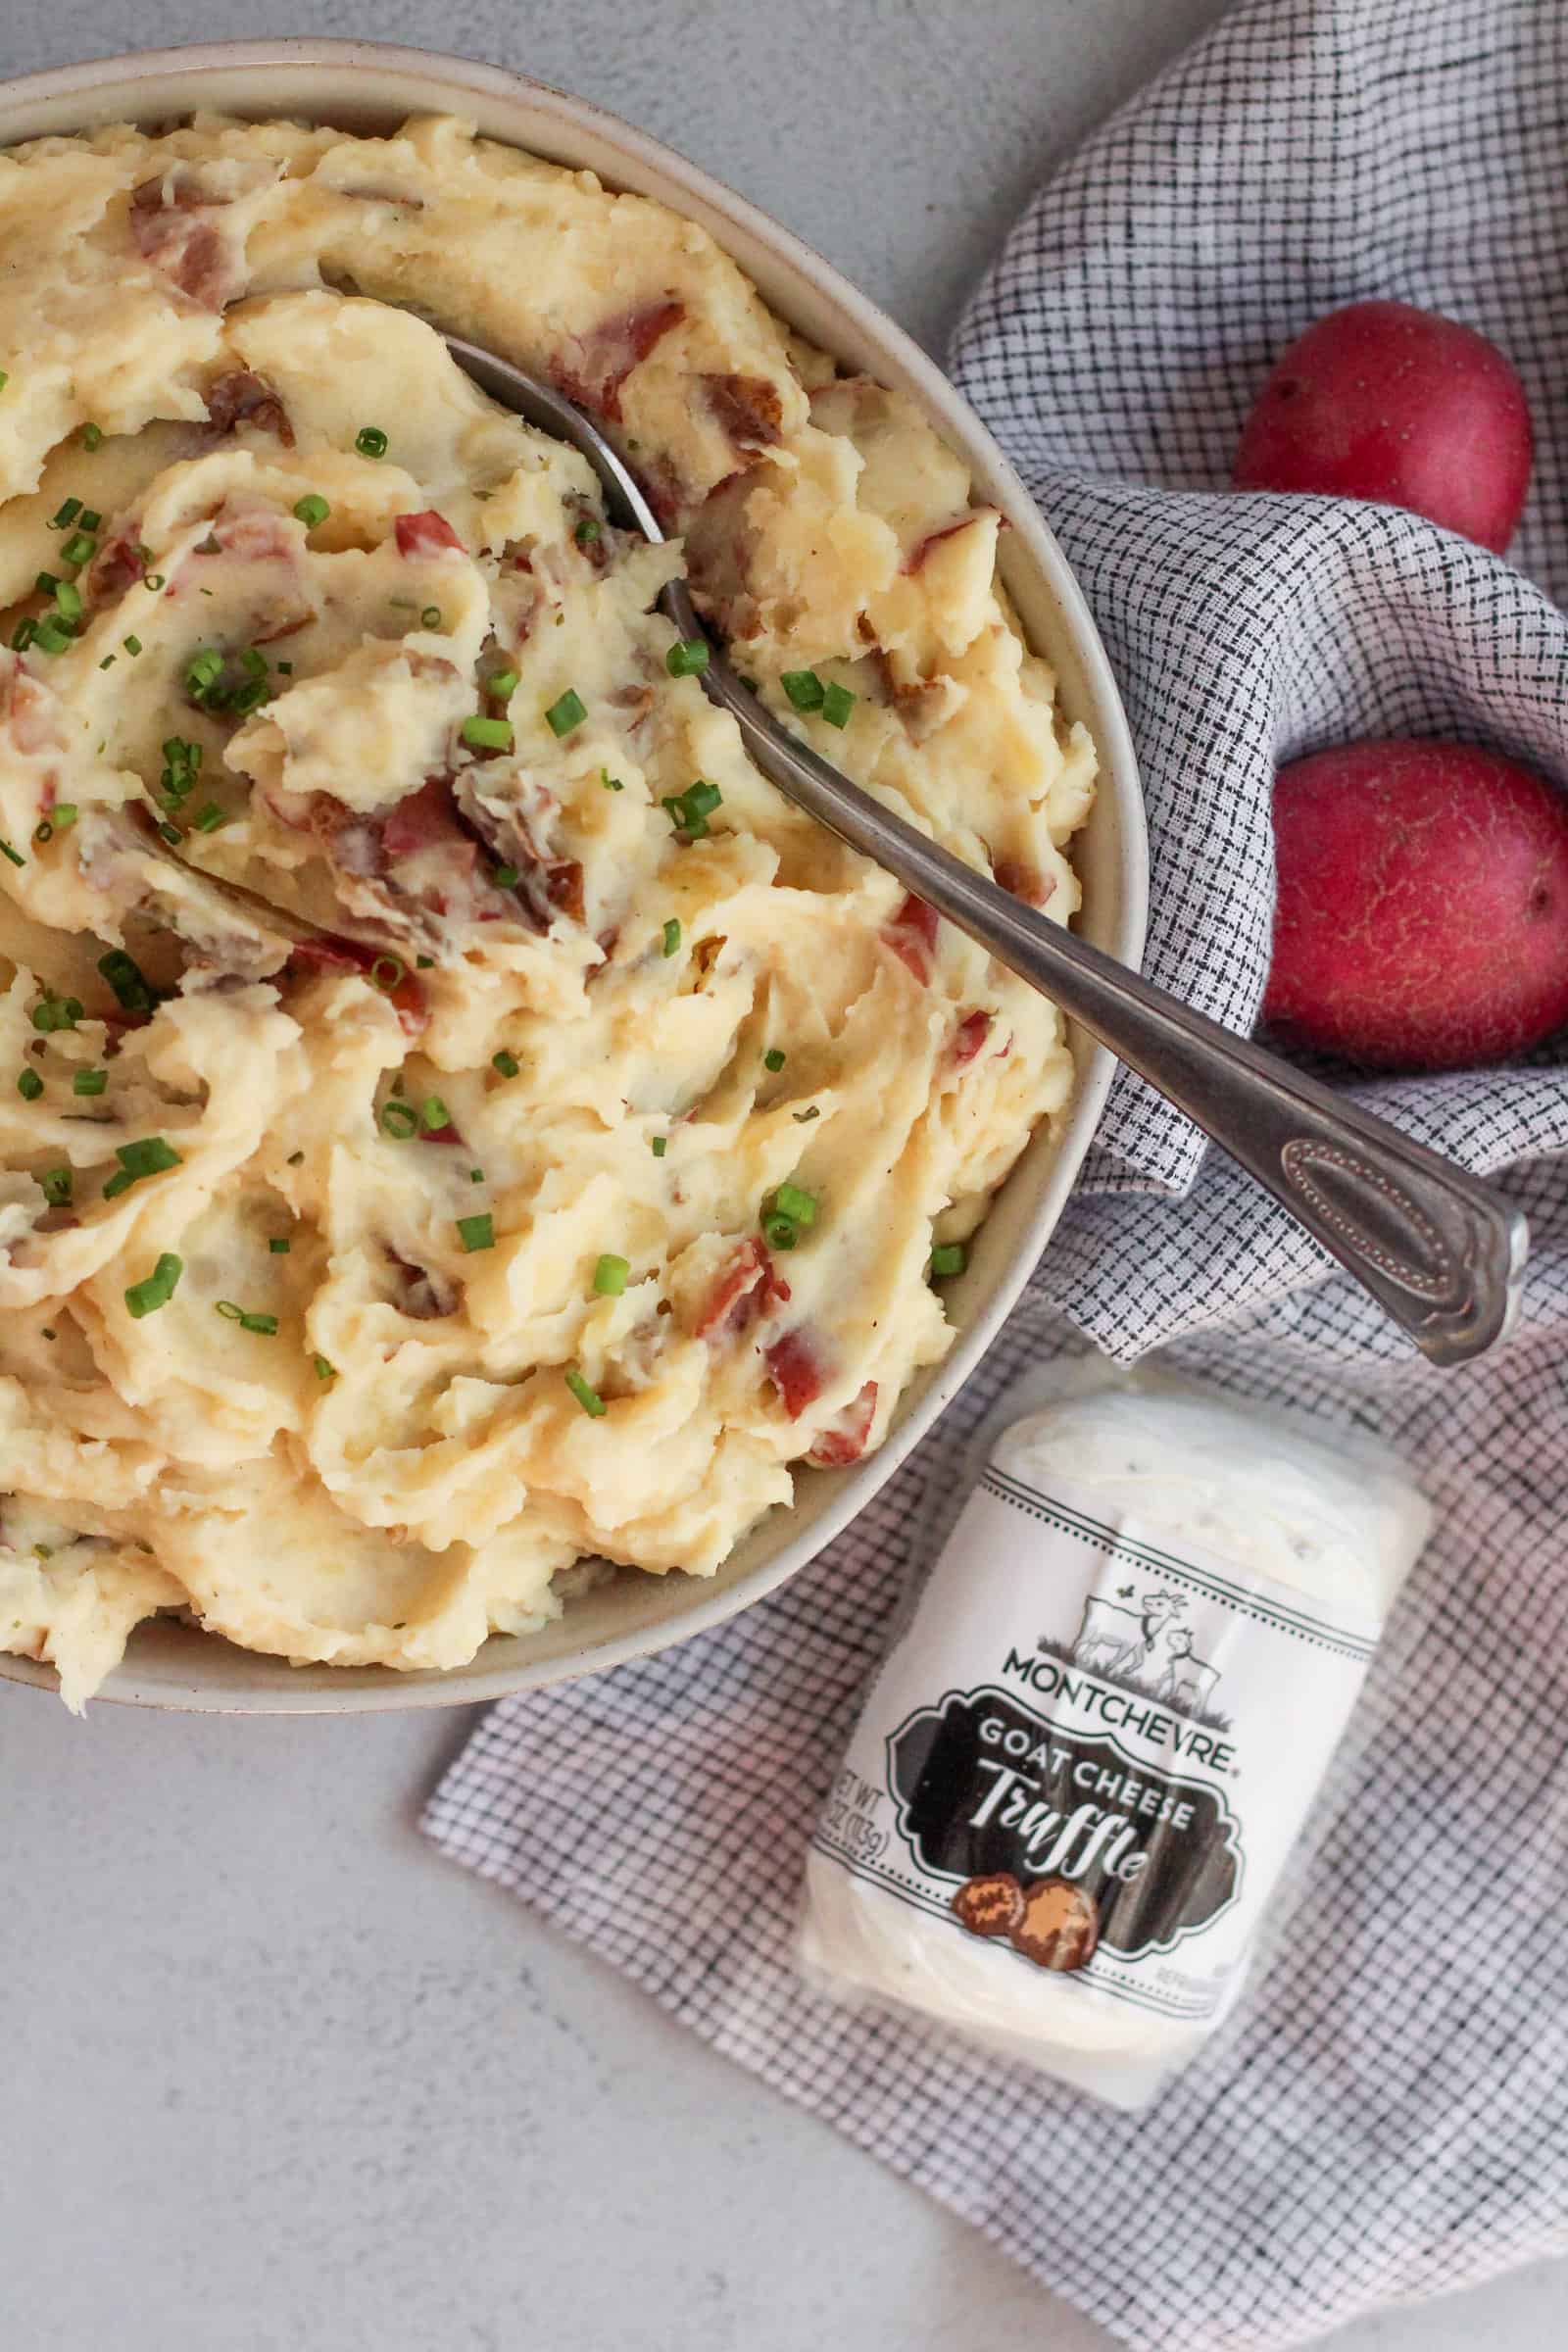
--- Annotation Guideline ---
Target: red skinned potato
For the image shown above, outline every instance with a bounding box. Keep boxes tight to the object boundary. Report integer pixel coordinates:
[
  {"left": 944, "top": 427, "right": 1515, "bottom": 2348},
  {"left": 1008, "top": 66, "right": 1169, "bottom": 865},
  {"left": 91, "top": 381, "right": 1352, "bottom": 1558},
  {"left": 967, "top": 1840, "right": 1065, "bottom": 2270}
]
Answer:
[
  {"left": 1264, "top": 740, "right": 1568, "bottom": 1073},
  {"left": 1234, "top": 300, "right": 1532, "bottom": 553}
]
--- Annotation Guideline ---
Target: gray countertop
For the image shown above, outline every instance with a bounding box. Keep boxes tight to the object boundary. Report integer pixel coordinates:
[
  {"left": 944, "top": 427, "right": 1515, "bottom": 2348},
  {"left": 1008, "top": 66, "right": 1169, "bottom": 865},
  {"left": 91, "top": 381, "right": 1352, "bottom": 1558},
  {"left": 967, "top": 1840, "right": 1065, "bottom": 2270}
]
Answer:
[{"left": 4, "top": 5, "right": 1565, "bottom": 2347}]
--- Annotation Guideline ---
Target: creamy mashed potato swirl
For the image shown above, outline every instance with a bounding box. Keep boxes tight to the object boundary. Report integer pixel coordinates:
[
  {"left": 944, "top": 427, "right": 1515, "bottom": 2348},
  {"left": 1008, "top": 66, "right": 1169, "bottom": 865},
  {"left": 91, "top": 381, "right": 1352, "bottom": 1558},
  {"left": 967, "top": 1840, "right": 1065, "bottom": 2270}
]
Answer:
[{"left": 0, "top": 115, "right": 1095, "bottom": 1705}]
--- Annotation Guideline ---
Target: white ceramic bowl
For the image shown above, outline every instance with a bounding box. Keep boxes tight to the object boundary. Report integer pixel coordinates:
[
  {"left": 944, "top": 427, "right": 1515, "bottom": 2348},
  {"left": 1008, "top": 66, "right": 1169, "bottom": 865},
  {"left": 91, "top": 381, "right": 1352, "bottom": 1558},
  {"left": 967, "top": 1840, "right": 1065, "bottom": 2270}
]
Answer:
[{"left": 0, "top": 40, "right": 1147, "bottom": 1711}]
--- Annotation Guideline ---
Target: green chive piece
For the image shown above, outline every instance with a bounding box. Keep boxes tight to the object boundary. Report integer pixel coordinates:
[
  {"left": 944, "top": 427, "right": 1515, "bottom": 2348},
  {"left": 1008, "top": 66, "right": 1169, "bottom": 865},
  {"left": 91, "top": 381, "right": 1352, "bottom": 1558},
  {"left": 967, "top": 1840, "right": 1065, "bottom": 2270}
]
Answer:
[
  {"left": 17, "top": 1067, "right": 43, "bottom": 1101},
  {"left": 32, "top": 821, "right": 54, "bottom": 843},
  {"left": 78, "top": 510, "right": 102, "bottom": 534},
  {"left": 665, "top": 637, "right": 710, "bottom": 678},
  {"left": 51, "top": 805, "right": 77, "bottom": 830},
  {"left": 564, "top": 1367, "right": 606, "bottom": 1418},
  {"left": 230, "top": 678, "right": 270, "bottom": 715},
  {"left": 574, "top": 515, "right": 602, "bottom": 547},
  {"left": 418, "top": 1095, "right": 450, "bottom": 1133},
  {"left": 142, "top": 573, "right": 166, "bottom": 592},
  {"left": 930, "top": 1241, "right": 968, "bottom": 1279},
  {"left": 601, "top": 769, "right": 624, "bottom": 792},
  {"left": 270, "top": 1237, "right": 290, "bottom": 1253},
  {"left": 35, "top": 570, "right": 59, "bottom": 598},
  {"left": 769, "top": 1181, "right": 818, "bottom": 1229},
  {"left": 0, "top": 839, "right": 25, "bottom": 867},
  {"left": 762, "top": 1212, "right": 798, "bottom": 1252},
  {"left": 40, "top": 1166, "right": 72, "bottom": 1206},
  {"left": 193, "top": 803, "right": 228, "bottom": 832},
  {"left": 11, "top": 619, "right": 36, "bottom": 652},
  {"left": 545, "top": 688, "right": 586, "bottom": 738},
  {"left": 239, "top": 647, "right": 269, "bottom": 679},
  {"left": 419, "top": 606, "right": 442, "bottom": 629},
  {"left": 184, "top": 648, "right": 222, "bottom": 698},
  {"left": 50, "top": 498, "right": 82, "bottom": 530},
  {"left": 380, "top": 1100, "right": 418, "bottom": 1139},
  {"left": 158, "top": 822, "right": 182, "bottom": 847},
  {"left": 115, "top": 1137, "right": 181, "bottom": 1180},
  {"left": 314, "top": 1354, "right": 336, "bottom": 1381},
  {"left": 416, "top": 955, "right": 434, "bottom": 969},
  {"left": 54, "top": 581, "right": 82, "bottom": 623},
  {"left": 293, "top": 493, "right": 330, "bottom": 527},
  {"left": 31, "top": 618, "right": 72, "bottom": 656},
  {"left": 73, "top": 1068, "right": 107, "bottom": 1098},
  {"left": 0, "top": 370, "right": 8, "bottom": 393},
  {"left": 125, "top": 1252, "right": 182, "bottom": 1319},
  {"left": 662, "top": 917, "right": 681, "bottom": 957},
  {"left": 216, "top": 1299, "right": 243, "bottom": 1320},
  {"left": 97, "top": 948, "right": 154, "bottom": 1013},
  {"left": 101, "top": 1170, "right": 134, "bottom": 1200},
  {"left": 491, "top": 1050, "right": 519, "bottom": 1079},
  {"left": 487, "top": 666, "right": 519, "bottom": 701},
  {"left": 492, "top": 864, "right": 520, "bottom": 890},
  {"left": 355, "top": 425, "right": 389, "bottom": 458},
  {"left": 469, "top": 1167, "right": 484, "bottom": 1184},
  {"left": 456, "top": 1211, "right": 494, "bottom": 1253},
  {"left": 821, "top": 680, "right": 856, "bottom": 728},
  {"left": 461, "top": 714, "right": 514, "bottom": 753},
  {"left": 763, "top": 1048, "right": 787, "bottom": 1072},
  {"left": 651, "top": 1135, "right": 667, "bottom": 1158},
  {"left": 239, "top": 1310, "right": 279, "bottom": 1336},
  {"left": 98, "top": 656, "right": 116, "bottom": 672},
  {"left": 61, "top": 531, "right": 96, "bottom": 568},
  {"left": 81, "top": 422, "right": 103, "bottom": 451},
  {"left": 781, "top": 668, "right": 825, "bottom": 713},
  {"left": 122, "top": 635, "right": 142, "bottom": 656},
  {"left": 662, "top": 779, "right": 722, "bottom": 841},
  {"left": 368, "top": 955, "right": 406, "bottom": 995},
  {"left": 593, "top": 1252, "right": 629, "bottom": 1297}
]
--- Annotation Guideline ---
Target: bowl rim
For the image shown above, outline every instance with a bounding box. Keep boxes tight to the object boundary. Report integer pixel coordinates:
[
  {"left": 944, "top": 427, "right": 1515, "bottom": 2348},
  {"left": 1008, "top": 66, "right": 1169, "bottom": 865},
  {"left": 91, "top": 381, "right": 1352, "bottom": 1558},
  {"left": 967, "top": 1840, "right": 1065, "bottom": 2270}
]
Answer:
[{"left": 0, "top": 38, "right": 1148, "bottom": 1712}]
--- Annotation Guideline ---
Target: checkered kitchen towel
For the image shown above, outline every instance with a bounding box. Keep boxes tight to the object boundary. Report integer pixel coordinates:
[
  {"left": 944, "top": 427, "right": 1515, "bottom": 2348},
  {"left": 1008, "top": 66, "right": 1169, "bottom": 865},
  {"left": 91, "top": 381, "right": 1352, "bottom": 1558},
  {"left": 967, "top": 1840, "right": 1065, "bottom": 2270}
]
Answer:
[{"left": 425, "top": 3, "right": 1568, "bottom": 2343}]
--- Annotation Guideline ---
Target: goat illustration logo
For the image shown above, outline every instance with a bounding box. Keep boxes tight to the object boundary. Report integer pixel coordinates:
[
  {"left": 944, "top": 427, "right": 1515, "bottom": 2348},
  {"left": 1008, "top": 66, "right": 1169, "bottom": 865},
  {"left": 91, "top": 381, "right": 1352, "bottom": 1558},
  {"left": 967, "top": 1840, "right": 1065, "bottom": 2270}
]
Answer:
[{"left": 1063, "top": 1587, "right": 1221, "bottom": 1717}]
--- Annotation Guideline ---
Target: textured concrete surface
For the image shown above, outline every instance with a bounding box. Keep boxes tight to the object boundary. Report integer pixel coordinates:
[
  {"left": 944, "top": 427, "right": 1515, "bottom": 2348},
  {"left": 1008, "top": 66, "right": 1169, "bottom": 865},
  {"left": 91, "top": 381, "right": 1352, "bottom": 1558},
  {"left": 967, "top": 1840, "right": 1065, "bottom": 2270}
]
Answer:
[{"left": 4, "top": 5, "right": 1566, "bottom": 2348}]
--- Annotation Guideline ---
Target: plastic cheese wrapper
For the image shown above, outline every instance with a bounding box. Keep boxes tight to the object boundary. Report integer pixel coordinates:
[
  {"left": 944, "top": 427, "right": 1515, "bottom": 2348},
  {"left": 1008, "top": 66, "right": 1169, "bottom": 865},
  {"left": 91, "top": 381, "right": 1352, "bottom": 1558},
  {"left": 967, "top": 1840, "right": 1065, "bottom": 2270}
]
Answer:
[{"left": 798, "top": 1359, "right": 1433, "bottom": 2109}]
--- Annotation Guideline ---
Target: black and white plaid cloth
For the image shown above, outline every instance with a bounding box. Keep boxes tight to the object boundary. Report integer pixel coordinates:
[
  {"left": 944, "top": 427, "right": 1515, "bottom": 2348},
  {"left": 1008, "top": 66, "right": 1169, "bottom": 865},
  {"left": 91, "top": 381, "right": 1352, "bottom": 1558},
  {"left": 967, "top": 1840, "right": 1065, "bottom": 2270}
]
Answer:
[{"left": 425, "top": 4, "right": 1568, "bottom": 2343}]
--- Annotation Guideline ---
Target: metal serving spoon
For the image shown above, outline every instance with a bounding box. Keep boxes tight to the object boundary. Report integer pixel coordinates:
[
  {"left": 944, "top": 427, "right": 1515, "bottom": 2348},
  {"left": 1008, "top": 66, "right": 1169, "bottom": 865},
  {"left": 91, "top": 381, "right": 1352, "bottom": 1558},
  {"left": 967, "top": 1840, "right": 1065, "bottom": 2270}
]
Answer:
[{"left": 447, "top": 334, "right": 1527, "bottom": 1366}]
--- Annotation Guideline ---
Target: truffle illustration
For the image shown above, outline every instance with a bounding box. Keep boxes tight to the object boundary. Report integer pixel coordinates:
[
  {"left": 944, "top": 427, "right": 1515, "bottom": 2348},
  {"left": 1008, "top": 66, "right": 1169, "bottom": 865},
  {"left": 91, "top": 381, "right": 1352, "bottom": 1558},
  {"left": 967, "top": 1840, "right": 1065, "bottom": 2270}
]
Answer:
[
  {"left": 951, "top": 1872, "right": 1026, "bottom": 1938},
  {"left": 1010, "top": 1879, "right": 1100, "bottom": 1972}
]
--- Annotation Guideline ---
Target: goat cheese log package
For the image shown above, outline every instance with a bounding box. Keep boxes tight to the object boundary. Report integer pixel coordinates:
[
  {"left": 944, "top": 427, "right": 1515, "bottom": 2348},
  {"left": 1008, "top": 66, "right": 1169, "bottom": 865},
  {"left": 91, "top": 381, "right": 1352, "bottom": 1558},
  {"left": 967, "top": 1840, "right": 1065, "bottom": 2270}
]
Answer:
[
  {"left": 800, "top": 1364, "right": 1433, "bottom": 2107},
  {"left": 0, "top": 114, "right": 1095, "bottom": 1705}
]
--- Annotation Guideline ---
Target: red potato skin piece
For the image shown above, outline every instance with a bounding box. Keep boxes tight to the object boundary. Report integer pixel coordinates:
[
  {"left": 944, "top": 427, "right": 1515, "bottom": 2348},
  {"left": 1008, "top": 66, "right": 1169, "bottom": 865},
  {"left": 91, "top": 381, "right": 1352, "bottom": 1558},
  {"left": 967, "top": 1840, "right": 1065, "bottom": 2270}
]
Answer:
[
  {"left": 765, "top": 1327, "right": 828, "bottom": 1419},
  {"left": 395, "top": 510, "right": 464, "bottom": 559},
  {"left": 694, "top": 1239, "right": 791, "bottom": 1339},
  {"left": 882, "top": 891, "right": 939, "bottom": 982},
  {"left": 953, "top": 1010, "right": 992, "bottom": 1063},
  {"left": 1263, "top": 739, "right": 1568, "bottom": 1072},
  {"left": 285, "top": 936, "right": 428, "bottom": 1034},
  {"left": 1233, "top": 300, "right": 1532, "bottom": 554},
  {"left": 806, "top": 1380, "right": 877, "bottom": 1466},
  {"left": 553, "top": 300, "right": 686, "bottom": 423}
]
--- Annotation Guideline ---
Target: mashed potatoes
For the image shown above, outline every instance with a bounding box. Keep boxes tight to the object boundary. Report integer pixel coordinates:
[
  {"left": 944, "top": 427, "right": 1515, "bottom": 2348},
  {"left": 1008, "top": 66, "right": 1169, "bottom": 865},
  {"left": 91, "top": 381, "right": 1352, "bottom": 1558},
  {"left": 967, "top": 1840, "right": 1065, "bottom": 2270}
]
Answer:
[{"left": 0, "top": 114, "right": 1095, "bottom": 1705}]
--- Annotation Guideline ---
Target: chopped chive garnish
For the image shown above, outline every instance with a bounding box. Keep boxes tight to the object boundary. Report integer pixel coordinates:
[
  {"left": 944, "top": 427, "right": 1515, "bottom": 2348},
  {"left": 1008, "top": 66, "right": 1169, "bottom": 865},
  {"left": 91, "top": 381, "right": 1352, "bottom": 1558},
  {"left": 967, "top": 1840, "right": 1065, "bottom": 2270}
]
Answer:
[
  {"left": 293, "top": 493, "right": 330, "bottom": 527},
  {"left": 10, "top": 619, "right": 35, "bottom": 652},
  {"left": 821, "top": 680, "right": 856, "bottom": 728},
  {"left": 770, "top": 1181, "right": 818, "bottom": 1228},
  {"left": 54, "top": 581, "right": 82, "bottom": 623},
  {"left": 492, "top": 864, "right": 520, "bottom": 889},
  {"left": 651, "top": 1135, "right": 667, "bottom": 1157},
  {"left": 122, "top": 634, "right": 142, "bottom": 657},
  {"left": 98, "top": 657, "right": 116, "bottom": 672},
  {"left": 781, "top": 668, "right": 824, "bottom": 712},
  {"left": 97, "top": 948, "right": 154, "bottom": 1013},
  {"left": 216, "top": 1299, "right": 243, "bottom": 1319},
  {"left": 60, "top": 532, "right": 96, "bottom": 568},
  {"left": 240, "top": 647, "right": 269, "bottom": 679},
  {"left": 368, "top": 955, "right": 405, "bottom": 994},
  {"left": 32, "top": 821, "right": 53, "bottom": 842},
  {"left": 355, "top": 425, "right": 388, "bottom": 458},
  {"left": 31, "top": 993, "right": 82, "bottom": 1032},
  {"left": 73, "top": 1069, "right": 107, "bottom": 1097},
  {"left": 379, "top": 1099, "right": 418, "bottom": 1139},
  {"left": 662, "top": 778, "right": 722, "bottom": 841},
  {"left": 125, "top": 1252, "right": 181, "bottom": 1318},
  {"left": 665, "top": 637, "right": 710, "bottom": 678},
  {"left": 419, "top": 605, "right": 442, "bottom": 629},
  {"left": 78, "top": 510, "right": 101, "bottom": 533},
  {"left": 0, "top": 370, "right": 8, "bottom": 393},
  {"left": 51, "top": 804, "right": 77, "bottom": 830},
  {"left": 270, "top": 1237, "right": 290, "bottom": 1253},
  {"left": 239, "top": 1310, "right": 278, "bottom": 1336},
  {"left": 601, "top": 769, "right": 624, "bottom": 792},
  {"left": 491, "top": 1049, "right": 519, "bottom": 1078},
  {"left": 418, "top": 1095, "right": 450, "bottom": 1133},
  {"left": 793, "top": 1105, "right": 821, "bottom": 1123},
  {"left": 193, "top": 803, "right": 228, "bottom": 832},
  {"left": 159, "top": 821, "right": 182, "bottom": 846},
  {"left": 81, "top": 422, "right": 103, "bottom": 451},
  {"left": 231, "top": 677, "right": 270, "bottom": 715},
  {"left": 574, "top": 516, "right": 602, "bottom": 546},
  {"left": 101, "top": 1169, "right": 134, "bottom": 1200},
  {"left": 461, "top": 714, "right": 514, "bottom": 753},
  {"left": 31, "top": 618, "right": 72, "bottom": 656},
  {"left": 416, "top": 955, "right": 434, "bottom": 969},
  {"left": 35, "top": 570, "right": 59, "bottom": 597},
  {"left": 40, "top": 1166, "right": 72, "bottom": 1206},
  {"left": 593, "top": 1252, "right": 630, "bottom": 1297},
  {"left": 184, "top": 648, "right": 222, "bottom": 698},
  {"left": 662, "top": 917, "right": 681, "bottom": 957},
  {"left": 143, "top": 573, "right": 165, "bottom": 592},
  {"left": 564, "top": 1367, "right": 606, "bottom": 1417},
  {"left": 115, "top": 1136, "right": 181, "bottom": 1180},
  {"left": 930, "top": 1242, "right": 967, "bottom": 1278},
  {"left": 545, "top": 688, "right": 586, "bottom": 737},
  {"left": 314, "top": 1354, "right": 336, "bottom": 1381},
  {"left": 17, "top": 1067, "right": 43, "bottom": 1101},
  {"left": 456, "top": 1211, "right": 494, "bottom": 1253},
  {"left": 763, "top": 1048, "right": 786, "bottom": 1072},
  {"left": 50, "top": 498, "right": 82, "bottom": 530},
  {"left": 487, "top": 666, "right": 519, "bottom": 700},
  {"left": 762, "top": 1212, "right": 798, "bottom": 1251},
  {"left": 0, "top": 839, "right": 25, "bottom": 867}
]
